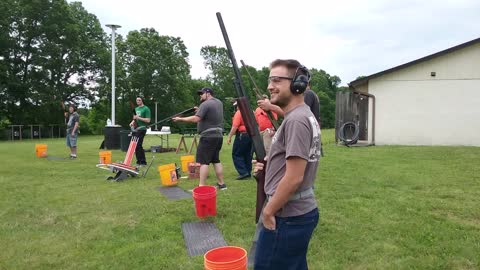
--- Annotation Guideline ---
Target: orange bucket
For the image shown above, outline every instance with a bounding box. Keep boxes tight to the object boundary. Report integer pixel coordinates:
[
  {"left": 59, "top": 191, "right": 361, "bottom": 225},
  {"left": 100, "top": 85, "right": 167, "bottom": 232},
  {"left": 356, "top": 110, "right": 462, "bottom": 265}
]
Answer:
[
  {"left": 99, "top": 151, "right": 112, "bottom": 164},
  {"left": 35, "top": 144, "right": 47, "bottom": 158},
  {"left": 204, "top": 246, "right": 247, "bottom": 270}
]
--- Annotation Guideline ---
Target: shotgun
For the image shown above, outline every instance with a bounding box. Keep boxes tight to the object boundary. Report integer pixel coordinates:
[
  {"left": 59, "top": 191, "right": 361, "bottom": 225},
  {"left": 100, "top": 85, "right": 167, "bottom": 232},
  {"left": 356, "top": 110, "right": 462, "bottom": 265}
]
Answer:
[
  {"left": 132, "top": 107, "right": 196, "bottom": 132},
  {"left": 216, "top": 12, "right": 266, "bottom": 223},
  {"left": 240, "top": 59, "right": 279, "bottom": 130}
]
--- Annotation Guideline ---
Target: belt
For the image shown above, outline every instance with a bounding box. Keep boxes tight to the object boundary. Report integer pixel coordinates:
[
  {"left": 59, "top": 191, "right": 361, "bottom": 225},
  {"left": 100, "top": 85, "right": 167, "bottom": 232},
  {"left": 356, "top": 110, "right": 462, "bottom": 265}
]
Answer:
[
  {"left": 200, "top": 127, "right": 223, "bottom": 135},
  {"left": 267, "top": 187, "right": 314, "bottom": 202}
]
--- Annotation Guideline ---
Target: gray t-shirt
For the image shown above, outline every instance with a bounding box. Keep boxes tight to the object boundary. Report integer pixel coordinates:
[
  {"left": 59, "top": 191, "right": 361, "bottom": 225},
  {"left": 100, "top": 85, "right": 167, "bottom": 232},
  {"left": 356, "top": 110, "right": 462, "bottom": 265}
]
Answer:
[
  {"left": 304, "top": 89, "right": 320, "bottom": 123},
  {"left": 67, "top": 112, "right": 80, "bottom": 134},
  {"left": 196, "top": 97, "right": 224, "bottom": 137},
  {"left": 265, "top": 104, "right": 321, "bottom": 217}
]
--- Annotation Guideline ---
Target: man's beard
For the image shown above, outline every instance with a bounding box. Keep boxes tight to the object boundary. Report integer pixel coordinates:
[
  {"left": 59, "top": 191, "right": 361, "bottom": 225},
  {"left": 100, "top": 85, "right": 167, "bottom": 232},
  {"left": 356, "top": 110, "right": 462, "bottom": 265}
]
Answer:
[{"left": 272, "top": 94, "right": 288, "bottom": 108}]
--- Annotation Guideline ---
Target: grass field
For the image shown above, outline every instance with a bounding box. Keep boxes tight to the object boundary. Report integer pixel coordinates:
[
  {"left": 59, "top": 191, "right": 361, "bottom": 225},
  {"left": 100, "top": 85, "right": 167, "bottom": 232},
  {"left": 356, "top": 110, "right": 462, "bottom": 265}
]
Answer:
[{"left": 1, "top": 130, "right": 479, "bottom": 269}]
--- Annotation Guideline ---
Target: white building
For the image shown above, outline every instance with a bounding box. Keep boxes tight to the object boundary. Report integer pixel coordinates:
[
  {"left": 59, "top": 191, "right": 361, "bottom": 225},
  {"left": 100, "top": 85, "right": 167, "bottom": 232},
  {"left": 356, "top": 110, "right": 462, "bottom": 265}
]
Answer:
[{"left": 348, "top": 37, "right": 480, "bottom": 146}]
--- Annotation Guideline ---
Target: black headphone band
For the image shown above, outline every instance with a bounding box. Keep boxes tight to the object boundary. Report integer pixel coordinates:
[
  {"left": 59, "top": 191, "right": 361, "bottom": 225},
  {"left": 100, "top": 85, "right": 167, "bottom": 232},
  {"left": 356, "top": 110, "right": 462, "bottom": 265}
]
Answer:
[
  {"left": 293, "top": 65, "right": 310, "bottom": 81},
  {"left": 290, "top": 65, "right": 310, "bottom": 94}
]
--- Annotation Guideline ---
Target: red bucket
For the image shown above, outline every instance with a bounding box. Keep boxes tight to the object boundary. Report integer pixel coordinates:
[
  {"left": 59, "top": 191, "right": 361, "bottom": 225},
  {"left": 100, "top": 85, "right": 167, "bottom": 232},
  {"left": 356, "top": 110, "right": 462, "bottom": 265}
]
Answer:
[
  {"left": 192, "top": 186, "right": 217, "bottom": 218},
  {"left": 204, "top": 246, "right": 247, "bottom": 270}
]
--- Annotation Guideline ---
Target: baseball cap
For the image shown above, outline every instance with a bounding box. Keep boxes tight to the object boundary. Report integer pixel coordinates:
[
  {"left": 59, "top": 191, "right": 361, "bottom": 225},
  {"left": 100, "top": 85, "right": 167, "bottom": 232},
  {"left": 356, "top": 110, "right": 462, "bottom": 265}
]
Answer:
[{"left": 197, "top": 87, "right": 214, "bottom": 95}]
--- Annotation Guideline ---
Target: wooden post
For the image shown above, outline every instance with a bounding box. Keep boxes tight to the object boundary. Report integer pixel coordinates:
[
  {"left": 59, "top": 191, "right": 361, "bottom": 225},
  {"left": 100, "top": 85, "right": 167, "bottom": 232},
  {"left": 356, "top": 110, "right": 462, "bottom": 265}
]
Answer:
[
  {"left": 176, "top": 135, "right": 188, "bottom": 154},
  {"left": 188, "top": 134, "right": 198, "bottom": 154}
]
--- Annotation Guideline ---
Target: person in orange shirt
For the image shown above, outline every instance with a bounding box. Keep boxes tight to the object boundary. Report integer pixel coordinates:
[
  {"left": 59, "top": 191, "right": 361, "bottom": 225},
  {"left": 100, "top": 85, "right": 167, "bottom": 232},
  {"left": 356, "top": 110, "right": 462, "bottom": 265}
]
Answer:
[
  {"left": 227, "top": 101, "right": 253, "bottom": 180},
  {"left": 254, "top": 102, "right": 278, "bottom": 156}
]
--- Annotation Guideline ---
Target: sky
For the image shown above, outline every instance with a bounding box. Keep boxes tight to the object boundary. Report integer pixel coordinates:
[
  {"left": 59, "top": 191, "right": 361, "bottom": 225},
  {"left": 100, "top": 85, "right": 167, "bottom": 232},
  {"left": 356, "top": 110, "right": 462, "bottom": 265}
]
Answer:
[{"left": 76, "top": 0, "right": 480, "bottom": 86}]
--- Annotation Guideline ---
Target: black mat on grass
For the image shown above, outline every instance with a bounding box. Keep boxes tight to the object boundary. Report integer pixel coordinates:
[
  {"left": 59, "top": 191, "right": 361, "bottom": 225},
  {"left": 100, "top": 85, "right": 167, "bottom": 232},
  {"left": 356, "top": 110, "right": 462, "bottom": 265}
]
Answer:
[
  {"left": 157, "top": 186, "right": 191, "bottom": 200},
  {"left": 181, "top": 222, "right": 227, "bottom": 257}
]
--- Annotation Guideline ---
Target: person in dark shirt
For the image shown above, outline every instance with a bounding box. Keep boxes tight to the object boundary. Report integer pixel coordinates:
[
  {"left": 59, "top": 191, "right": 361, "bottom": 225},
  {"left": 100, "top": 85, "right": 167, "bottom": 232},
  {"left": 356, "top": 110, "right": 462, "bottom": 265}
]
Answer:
[{"left": 173, "top": 88, "right": 227, "bottom": 190}]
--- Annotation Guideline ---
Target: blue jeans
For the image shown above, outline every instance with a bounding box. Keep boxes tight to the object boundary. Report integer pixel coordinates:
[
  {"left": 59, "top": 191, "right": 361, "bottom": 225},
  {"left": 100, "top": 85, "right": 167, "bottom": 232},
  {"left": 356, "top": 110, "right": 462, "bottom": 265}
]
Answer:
[
  {"left": 232, "top": 133, "right": 253, "bottom": 176},
  {"left": 254, "top": 208, "right": 319, "bottom": 270},
  {"left": 66, "top": 133, "right": 78, "bottom": 147}
]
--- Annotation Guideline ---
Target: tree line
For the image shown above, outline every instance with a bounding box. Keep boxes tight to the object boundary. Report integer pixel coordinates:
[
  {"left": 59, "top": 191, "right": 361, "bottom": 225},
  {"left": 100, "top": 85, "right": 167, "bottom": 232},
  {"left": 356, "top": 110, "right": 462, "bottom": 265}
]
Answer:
[{"left": 0, "top": 0, "right": 345, "bottom": 138}]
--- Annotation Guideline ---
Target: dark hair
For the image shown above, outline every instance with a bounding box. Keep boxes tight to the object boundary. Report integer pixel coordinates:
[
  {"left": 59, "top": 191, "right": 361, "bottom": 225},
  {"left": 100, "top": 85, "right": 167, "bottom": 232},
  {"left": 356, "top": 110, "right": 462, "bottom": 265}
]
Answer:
[
  {"left": 69, "top": 104, "right": 77, "bottom": 111},
  {"left": 270, "top": 59, "right": 307, "bottom": 78},
  {"left": 136, "top": 96, "right": 144, "bottom": 102}
]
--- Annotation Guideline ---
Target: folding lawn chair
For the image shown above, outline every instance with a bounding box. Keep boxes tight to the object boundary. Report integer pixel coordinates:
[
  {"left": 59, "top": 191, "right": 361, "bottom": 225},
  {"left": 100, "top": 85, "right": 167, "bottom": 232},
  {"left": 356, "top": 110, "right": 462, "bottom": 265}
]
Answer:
[{"left": 96, "top": 133, "right": 154, "bottom": 181}]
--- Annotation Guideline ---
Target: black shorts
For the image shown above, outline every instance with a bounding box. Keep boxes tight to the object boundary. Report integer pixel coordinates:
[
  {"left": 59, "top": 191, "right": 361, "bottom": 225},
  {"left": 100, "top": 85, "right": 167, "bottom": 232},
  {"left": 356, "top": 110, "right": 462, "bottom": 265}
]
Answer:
[{"left": 196, "top": 136, "right": 223, "bottom": 165}]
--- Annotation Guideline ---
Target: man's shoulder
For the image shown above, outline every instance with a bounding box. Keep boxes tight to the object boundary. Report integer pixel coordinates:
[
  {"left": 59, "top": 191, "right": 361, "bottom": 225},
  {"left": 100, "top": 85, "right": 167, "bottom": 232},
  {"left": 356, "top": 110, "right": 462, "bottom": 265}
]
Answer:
[
  {"left": 204, "top": 98, "right": 223, "bottom": 107},
  {"left": 304, "top": 89, "right": 318, "bottom": 99},
  {"left": 288, "top": 105, "right": 313, "bottom": 119},
  {"left": 212, "top": 97, "right": 223, "bottom": 104}
]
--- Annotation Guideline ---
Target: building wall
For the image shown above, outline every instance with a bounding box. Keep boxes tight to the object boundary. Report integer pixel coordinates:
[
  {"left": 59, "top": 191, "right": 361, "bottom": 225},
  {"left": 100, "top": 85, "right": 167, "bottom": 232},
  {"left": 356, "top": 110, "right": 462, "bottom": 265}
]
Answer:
[{"left": 368, "top": 42, "right": 480, "bottom": 146}]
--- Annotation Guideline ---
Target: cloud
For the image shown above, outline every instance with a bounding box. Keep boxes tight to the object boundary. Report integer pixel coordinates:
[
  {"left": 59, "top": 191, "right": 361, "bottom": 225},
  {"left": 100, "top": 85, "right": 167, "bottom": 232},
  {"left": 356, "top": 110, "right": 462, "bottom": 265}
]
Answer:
[{"left": 76, "top": 0, "right": 480, "bottom": 85}]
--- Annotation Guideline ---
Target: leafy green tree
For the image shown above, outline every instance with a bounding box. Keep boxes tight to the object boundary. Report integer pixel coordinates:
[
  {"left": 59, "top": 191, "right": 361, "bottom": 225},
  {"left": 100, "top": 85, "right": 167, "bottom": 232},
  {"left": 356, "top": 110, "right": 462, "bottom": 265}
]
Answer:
[
  {"left": 118, "top": 28, "right": 193, "bottom": 128},
  {"left": 200, "top": 46, "right": 269, "bottom": 129},
  {"left": 0, "top": 0, "right": 109, "bottom": 127},
  {"left": 200, "top": 46, "right": 235, "bottom": 99}
]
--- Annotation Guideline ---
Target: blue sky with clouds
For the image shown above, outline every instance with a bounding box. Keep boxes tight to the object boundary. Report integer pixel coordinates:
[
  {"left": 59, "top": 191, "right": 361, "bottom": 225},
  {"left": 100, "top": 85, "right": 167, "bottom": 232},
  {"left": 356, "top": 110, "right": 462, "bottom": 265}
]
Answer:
[{"left": 76, "top": 0, "right": 480, "bottom": 86}]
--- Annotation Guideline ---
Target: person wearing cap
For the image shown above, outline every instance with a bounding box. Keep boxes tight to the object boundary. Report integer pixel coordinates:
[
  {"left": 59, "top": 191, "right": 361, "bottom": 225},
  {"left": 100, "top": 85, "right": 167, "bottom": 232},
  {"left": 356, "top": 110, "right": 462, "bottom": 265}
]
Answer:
[
  {"left": 172, "top": 88, "right": 227, "bottom": 190},
  {"left": 253, "top": 59, "right": 321, "bottom": 269},
  {"left": 66, "top": 104, "right": 80, "bottom": 159},
  {"left": 129, "top": 96, "right": 151, "bottom": 166},
  {"left": 227, "top": 100, "right": 253, "bottom": 180}
]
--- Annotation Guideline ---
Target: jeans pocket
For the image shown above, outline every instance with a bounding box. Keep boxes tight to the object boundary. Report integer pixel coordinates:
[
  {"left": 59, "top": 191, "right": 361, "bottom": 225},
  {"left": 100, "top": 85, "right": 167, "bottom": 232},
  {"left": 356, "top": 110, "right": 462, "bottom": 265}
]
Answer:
[{"left": 262, "top": 224, "right": 277, "bottom": 233}]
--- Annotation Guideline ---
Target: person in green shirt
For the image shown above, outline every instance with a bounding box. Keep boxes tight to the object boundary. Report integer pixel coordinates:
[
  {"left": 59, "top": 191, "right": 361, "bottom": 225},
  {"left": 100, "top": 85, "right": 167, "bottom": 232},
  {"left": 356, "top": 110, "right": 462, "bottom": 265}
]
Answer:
[{"left": 129, "top": 96, "right": 151, "bottom": 165}]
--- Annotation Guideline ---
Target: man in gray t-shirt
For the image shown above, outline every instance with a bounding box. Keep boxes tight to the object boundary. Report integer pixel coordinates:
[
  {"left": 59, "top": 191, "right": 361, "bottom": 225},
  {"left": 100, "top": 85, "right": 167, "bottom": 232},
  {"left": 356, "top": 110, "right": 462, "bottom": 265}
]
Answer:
[
  {"left": 253, "top": 59, "right": 321, "bottom": 269},
  {"left": 172, "top": 87, "right": 226, "bottom": 190}
]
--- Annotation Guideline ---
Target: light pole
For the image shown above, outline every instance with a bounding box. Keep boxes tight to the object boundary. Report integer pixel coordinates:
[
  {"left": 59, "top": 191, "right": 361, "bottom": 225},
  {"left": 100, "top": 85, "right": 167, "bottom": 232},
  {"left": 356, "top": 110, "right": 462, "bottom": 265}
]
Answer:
[
  {"left": 106, "top": 24, "right": 121, "bottom": 126},
  {"left": 155, "top": 101, "right": 158, "bottom": 130}
]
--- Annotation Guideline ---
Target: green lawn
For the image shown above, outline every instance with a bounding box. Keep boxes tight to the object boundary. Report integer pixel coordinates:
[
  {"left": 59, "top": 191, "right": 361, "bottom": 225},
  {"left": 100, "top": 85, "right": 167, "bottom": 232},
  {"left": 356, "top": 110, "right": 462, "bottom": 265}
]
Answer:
[{"left": 1, "top": 130, "right": 479, "bottom": 269}]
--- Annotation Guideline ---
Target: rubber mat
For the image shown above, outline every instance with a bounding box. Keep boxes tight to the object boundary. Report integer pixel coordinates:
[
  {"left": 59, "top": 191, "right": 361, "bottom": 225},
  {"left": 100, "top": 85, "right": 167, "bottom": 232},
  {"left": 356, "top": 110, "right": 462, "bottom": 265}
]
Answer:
[
  {"left": 181, "top": 222, "right": 227, "bottom": 257},
  {"left": 157, "top": 186, "right": 191, "bottom": 200}
]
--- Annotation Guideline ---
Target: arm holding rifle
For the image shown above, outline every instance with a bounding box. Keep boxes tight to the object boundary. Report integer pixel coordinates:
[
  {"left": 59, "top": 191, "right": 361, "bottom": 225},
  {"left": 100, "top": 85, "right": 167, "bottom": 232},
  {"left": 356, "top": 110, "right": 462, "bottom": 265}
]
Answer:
[
  {"left": 257, "top": 98, "right": 285, "bottom": 117},
  {"left": 172, "top": 107, "right": 200, "bottom": 123},
  {"left": 172, "top": 114, "right": 200, "bottom": 123},
  {"left": 240, "top": 60, "right": 279, "bottom": 130}
]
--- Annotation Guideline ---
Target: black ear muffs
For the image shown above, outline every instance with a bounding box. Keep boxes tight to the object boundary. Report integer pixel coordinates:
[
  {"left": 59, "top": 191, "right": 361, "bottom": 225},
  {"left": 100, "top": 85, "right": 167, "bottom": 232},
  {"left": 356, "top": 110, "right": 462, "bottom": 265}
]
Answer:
[{"left": 290, "top": 65, "right": 311, "bottom": 94}]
